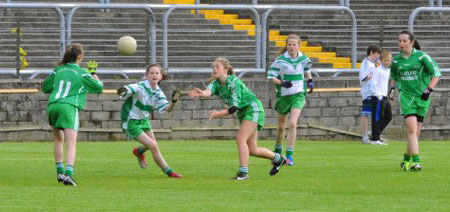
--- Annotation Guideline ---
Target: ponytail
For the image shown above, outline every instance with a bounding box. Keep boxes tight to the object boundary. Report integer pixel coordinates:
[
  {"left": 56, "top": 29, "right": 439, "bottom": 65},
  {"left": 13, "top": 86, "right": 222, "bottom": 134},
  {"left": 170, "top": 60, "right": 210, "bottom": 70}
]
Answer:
[
  {"left": 58, "top": 43, "right": 84, "bottom": 65},
  {"left": 413, "top": 40, "right": 421, "bottom": 50}
]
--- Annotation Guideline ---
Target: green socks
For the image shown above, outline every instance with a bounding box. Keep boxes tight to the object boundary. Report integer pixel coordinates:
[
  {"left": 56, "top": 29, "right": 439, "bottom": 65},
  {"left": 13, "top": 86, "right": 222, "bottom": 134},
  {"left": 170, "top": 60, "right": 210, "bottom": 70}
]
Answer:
[
  {"left": 163, "top": 167, "right": 173, "bottom": 175},
  {"left": 403, "top": 154, "right": 420, "bottom": 164},
  {"left": 137, "top": 146, "right": 147, "bottom": 155},
  {"left": 286, "top": 147, "right": 294, "bottom": 157},
  {"left": 403, "top": 154, "right": 420, "bottom": 163},
  {"left": 56, "top": 162, "right": 64, "bottom": 174},
  {"left": 403, "top": 153, "right": 411, "bottom": 162},
  {"left": 274, "top": 144, "right": 283, "bottom": 154},
  {"left": 274, "top": 145, "right": 294, "bottom": 157},
  {"left": 412, "top": 155, "right": 420, "bottom": 163},
  {"left": 65, "top": 165, "right": 74, "bottom": 177}
]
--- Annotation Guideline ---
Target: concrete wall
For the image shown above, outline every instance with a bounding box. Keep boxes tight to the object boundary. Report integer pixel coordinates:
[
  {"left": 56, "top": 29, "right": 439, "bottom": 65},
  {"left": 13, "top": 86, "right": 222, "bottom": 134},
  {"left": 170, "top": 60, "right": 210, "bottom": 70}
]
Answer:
[{"left": 1, "top": 78, "right": 449, "bottom": 141}]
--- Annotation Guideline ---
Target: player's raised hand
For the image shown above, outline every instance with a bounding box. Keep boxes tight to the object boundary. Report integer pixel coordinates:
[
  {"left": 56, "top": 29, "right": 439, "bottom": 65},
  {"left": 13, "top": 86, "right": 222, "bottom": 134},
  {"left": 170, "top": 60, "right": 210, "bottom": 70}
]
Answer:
[
  {"left": 87, "top": 60, "right": 98, "bottom": 75},
  {"left": 189, "top": 87, "right": 203, "bottom": 98}
]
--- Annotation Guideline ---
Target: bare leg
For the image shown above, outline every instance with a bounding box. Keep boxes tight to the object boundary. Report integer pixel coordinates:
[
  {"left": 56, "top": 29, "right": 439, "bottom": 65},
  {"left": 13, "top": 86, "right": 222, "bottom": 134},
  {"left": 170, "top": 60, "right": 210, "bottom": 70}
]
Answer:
[
  {"left": 246, "top": 128, "right": 276, "bottom": 159},
  {"left": 64, "top": 129, "right": 78, "bottom": 166},
  {"left": 134, "top": 130, "right": 156, "bottom": 153},
  {"left": 416, "top": 122, "right": 423, "bottom": 138},
  {"left": 361, "top": 115, "right": 369, "bottom": 137},
  {"left": 276, "top": 114, "right": 288, "bottom": 145},
  {"left": 405, "top": 116, "right": 419, "bottom": 155},
  {"left": 53, "top": 127, "right": 64, "bottom": 164},
  {"left": 136, "top": 131, "right": 168, "bottom": 170},
  {"left": 287, "top": 109, "right": 301, "bottom": 149},
  {"left": 235, "top": 121, "right": 255, "bottom": 167}
]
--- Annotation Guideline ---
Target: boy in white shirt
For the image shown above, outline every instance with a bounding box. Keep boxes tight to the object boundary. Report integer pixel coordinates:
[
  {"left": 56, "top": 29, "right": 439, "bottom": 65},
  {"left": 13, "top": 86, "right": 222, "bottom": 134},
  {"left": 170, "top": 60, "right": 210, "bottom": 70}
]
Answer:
[
  {"left": 370, "top": 51, "right": 393, "bottom": 145},
  {"left": 359, "top": 44, "right": 382, "bottom": 144}
]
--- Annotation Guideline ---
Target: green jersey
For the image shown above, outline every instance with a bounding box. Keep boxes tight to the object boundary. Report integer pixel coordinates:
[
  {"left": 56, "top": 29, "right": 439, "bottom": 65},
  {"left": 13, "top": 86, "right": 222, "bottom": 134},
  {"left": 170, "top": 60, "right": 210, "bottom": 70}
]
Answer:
[
  {"left": 390, "top": 48, "right": 441, "bottom": 96},
  {"left": 267, "top": 51, "right": 312, "bottom": 97},
  {"left": 207, "top": 75, "right": 257, "bottom": 109},
  {"left": 42, "top": 63, "right": 104, "bottom": 110}
]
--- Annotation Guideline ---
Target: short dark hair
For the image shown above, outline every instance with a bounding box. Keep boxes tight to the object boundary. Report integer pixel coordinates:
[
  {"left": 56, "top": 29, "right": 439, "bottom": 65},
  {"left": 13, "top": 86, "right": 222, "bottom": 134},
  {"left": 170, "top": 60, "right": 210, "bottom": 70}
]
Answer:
[{"left": 366, "top": 44, "right": 382, "bottom": 56}]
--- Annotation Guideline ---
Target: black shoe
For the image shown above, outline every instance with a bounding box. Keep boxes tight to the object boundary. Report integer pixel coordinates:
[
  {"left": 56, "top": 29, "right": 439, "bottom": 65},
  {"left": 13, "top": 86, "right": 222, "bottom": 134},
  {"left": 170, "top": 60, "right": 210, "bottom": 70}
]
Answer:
[
  {"left": 270, "top": 156, "right": 287, "bottom": 176},
  {"left": 57, "top": 173, "right": 65, "bottom": 183},
  {"left": 63, "top": 175, "right": 77, "bottom": 186},
  {"left": 230, "top": 172, "right": 249, "bottom": 180}
]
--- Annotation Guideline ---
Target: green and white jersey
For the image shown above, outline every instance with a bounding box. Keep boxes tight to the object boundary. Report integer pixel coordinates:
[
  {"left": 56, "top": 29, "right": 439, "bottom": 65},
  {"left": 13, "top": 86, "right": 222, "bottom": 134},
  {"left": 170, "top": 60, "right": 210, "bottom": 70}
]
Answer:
[
  {"left": 267, "top": 51, "right": 312, "bottom": 97},
  {"left": 207, "top": 75, "right": 257, "bottom": 109},
  {"left": 120, "top": 80, "right": 169, "bottom": 129},
  {"left": 42, "top": 63, "right": 104, "bottom": 110},
  {"left": 390, "top": 48, "right": 441, "bottom": 97}
]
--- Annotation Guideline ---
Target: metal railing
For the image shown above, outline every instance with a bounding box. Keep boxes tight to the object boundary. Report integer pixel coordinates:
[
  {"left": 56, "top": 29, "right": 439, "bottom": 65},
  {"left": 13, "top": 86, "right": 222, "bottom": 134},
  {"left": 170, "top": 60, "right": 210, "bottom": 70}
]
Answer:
[
  {"left": 339, "top": 0, "right": 350, "bottom": 7},
  {"left": 1, "top": 3, "right": 360, "bottom": 77},
  {"left": 408, "top": 7, "right": 450, "bottom": 33},
  {"left": 260, "top": 5, "right": 358, "bottom": 69},
  {"left": 66, "top": 4, "right": 157, "bottom": 64},
  {"left": 0, "top": 3, "right": 65, "bottom": 57},
  {"left": 428, "top": 0, "right": 443, "bottom": 7},
  {"left": 194, "top": 0, "right": 348, "bottom": 6},
  {"left": 162, "top": 4, "right": 262, "bottom": 69}
]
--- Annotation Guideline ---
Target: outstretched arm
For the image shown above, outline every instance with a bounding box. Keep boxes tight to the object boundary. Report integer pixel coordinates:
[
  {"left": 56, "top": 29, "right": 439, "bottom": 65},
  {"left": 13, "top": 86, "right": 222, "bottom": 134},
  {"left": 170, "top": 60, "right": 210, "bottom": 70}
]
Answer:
[
  {"left": 189, "top": 87, "right": 212, "bottom": 98},
  {"left": 209, "top": 109, "right": 229, "bottom": 120}
]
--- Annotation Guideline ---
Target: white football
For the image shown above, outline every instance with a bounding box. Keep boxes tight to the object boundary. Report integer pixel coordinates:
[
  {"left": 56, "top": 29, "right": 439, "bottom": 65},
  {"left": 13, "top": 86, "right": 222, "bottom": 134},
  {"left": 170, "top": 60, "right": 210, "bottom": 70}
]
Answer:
[{"left": 117, "top": 36, "right": 137, "bottom": 56}]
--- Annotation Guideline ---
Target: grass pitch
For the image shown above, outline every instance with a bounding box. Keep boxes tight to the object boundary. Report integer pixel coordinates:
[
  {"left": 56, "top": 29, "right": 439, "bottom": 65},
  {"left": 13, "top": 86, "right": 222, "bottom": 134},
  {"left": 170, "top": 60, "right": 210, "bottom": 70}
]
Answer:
[{"left": 1, "top": 140, "right": 450, "bottom": 212}]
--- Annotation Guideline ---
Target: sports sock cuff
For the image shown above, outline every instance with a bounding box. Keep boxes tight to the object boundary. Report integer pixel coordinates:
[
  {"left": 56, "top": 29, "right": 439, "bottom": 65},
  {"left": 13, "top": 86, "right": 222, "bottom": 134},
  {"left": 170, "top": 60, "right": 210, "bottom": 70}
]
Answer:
[
  {"left": 272, "top": 153, "right": 281, "bottom": 163},
  {"left": 239, "top": 166, "right": 248, "bottom": 174},
  {"left": 65, "top": 165, "right": 74, "bottom": 177},
  {"left": 403, "top": 153, "right": 411, "bottom": 162},
  {"left": 163, "top": 167, "right": 172, "bottom": 175},
  {"left": 56, "top": 162, "right": 64, "bottom": 173},
  {"left": 274, "top": 144, "right": 283, "bottom": 154},
  {"left": 137, "top": 146, "right": 146, "bottom": 155}
]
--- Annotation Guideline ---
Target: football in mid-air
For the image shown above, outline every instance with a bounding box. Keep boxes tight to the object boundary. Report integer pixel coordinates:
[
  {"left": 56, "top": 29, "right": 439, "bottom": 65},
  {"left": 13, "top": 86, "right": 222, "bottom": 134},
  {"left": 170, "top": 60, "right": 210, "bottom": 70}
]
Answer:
[{"left": 117, "top": 35, "right": 137, "bottom": 56}]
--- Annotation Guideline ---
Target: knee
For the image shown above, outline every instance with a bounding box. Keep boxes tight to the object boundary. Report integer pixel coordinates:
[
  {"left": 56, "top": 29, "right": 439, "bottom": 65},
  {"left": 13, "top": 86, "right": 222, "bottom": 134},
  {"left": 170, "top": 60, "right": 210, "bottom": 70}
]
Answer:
[
  {"left": 248, "top": 148, "right": 258, "bottom": 156},
  {"left": 277, "top": 126, "right": 285, "bottom": 132},
  {"left": 289, "top": 121, "right": 297, "bottom": 130},
  {"left": 407, "top": 127, "right": 417, "bottom": 135},
  {"left": 145, "top": 143, "right": 159, "bottom": 153},
  {"left": 235, "top": 135, "right": 246, "bottom": 143}
]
